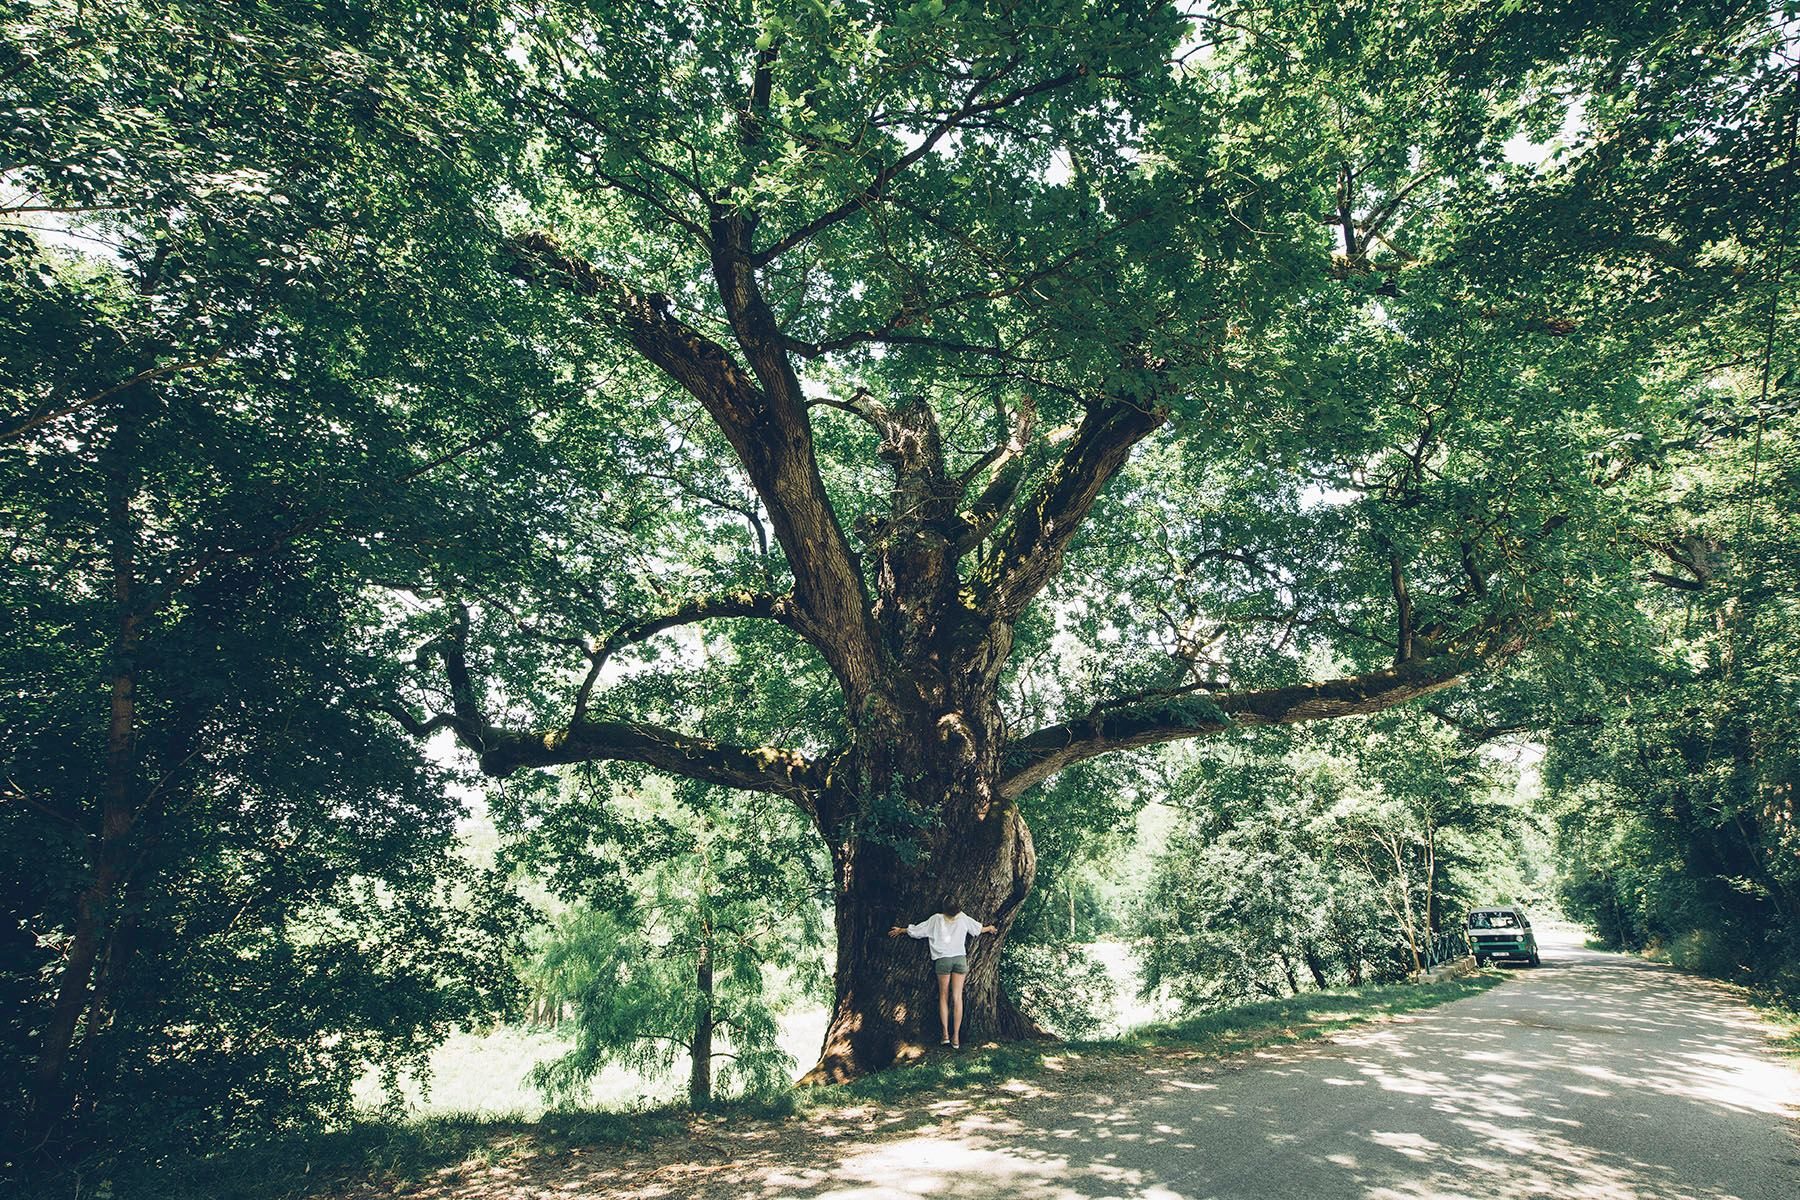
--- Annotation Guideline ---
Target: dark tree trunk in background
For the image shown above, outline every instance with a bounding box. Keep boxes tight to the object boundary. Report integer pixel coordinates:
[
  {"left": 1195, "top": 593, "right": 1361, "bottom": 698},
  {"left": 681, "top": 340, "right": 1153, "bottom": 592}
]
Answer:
[
  {"left": 689, "top": 937, "right": 714, "bottom": 1106},
  {"left": 31, "top": 395, "right": 145, "bottom": 1132},
  {"left": 1303, "top": 944, "right": 1331, "bottom": 989}
]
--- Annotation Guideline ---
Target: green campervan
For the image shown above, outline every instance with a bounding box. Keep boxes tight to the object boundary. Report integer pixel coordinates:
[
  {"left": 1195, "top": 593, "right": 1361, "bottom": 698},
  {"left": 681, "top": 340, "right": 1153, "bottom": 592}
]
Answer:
[{"left": 1467, "top": 906, "right": 1540, "bottom": 966}]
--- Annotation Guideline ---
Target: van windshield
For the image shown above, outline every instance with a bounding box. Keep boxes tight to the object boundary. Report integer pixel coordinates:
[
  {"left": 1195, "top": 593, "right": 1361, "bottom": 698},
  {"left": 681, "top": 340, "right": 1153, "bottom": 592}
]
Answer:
[{"left": 1468, "top": 912, "right": 1520, "bottom": 929}]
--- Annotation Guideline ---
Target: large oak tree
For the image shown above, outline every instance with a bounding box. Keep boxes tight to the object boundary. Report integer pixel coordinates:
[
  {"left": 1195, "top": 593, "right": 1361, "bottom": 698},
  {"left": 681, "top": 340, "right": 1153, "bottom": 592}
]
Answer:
[{"left": 376, "top": 0, "right": 1788, "bottom": 1078}]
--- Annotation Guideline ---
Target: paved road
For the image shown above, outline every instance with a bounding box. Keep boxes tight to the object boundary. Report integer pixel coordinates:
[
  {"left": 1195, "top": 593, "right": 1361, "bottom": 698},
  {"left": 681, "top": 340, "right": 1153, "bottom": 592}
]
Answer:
[{"left": 789, "top": 931, "right": 1800, "bottom": 1200}]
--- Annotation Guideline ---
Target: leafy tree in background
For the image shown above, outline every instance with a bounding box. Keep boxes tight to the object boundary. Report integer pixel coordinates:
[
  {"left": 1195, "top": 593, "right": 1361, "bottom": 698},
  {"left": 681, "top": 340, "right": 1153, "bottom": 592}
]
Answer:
[
  {"left": 1541, "top": 372, "right": 1799, "bottom": 992},
  {"left": 1138, "top": 711, "right": 1528, "bottom": 1008},
  {"left": 994, "top": 759, "right": 1142, "bottom": 1036},
  {"left": 1418, "top": 2, "right": 1800, "bottom": 996},
  {"left": 1140, "top": 735, "right": 1402, "bottom": 1009},
  {"left": 1339, "top": 715, "right": 1510, "bottom": 972},
  {"left": 0, "top": 0, "right": 568, "bottom": 1146}
]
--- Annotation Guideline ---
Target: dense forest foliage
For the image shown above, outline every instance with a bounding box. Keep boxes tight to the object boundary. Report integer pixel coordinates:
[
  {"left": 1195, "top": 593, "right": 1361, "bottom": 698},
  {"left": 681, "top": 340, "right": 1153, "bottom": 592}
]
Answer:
[
  {"left": 1542, "top": 388, "right": 1800, "bottom": 995},
  {"left": 2, "top": 0, "right": 1794, "bottom": 1172},
  {"left": 1138, "top": 711, "right": 1543, "bottom": 1009}
]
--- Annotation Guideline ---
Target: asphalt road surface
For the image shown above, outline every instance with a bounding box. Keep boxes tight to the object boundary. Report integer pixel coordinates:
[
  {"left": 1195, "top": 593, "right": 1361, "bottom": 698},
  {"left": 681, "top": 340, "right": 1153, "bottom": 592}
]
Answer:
[{"left": 789, "top": 929, "right": 1800, "bottom": 1200}]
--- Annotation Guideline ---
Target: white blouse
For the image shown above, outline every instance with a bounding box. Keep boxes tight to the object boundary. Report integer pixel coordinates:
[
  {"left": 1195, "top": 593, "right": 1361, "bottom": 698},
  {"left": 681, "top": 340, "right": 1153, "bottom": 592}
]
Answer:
[{"left": 906, "top": 912, "right": 984, "bottom": 959}]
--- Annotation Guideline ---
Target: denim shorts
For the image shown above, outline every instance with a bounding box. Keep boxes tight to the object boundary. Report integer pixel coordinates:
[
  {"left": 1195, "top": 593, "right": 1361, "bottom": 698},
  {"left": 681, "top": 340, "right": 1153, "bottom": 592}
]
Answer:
[{"left": 934, "top": 954, "right": 968, "bottom": 975}]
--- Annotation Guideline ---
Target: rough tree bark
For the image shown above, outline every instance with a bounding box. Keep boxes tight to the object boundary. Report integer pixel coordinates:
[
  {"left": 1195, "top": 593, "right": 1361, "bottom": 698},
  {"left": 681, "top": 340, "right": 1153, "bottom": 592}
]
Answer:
[{"left": 803, "top": 690, "right": 1044, "bottom": 1080}]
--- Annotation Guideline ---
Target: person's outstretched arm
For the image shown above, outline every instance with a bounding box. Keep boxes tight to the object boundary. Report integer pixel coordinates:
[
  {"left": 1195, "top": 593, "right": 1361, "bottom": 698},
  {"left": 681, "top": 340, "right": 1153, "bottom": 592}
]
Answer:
[{"left": 888, "top": 918, "right": 929, "bottom": 938}]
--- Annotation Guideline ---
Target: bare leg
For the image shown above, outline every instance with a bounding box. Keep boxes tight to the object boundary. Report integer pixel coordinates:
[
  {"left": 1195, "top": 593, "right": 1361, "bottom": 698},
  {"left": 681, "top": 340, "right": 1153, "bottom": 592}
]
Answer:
[
  {"left": 950, "top": 972, "right": 967, "bottom": 1046},
  {"left": 936, "top": 972, "right": 952, "bottom": 1042}
]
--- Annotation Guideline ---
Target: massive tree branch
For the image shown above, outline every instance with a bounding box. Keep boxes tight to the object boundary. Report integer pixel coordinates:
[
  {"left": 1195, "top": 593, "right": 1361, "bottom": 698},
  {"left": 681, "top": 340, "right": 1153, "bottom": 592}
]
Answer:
[
  {"left": 998, "top": 654, "right": 1478, "bottom": 798},
  {"left": 707, "top": 214, "right": 883, "bottom": 702},
  {"left": 390, "top": 604, "right": 822, "bottom": 804},
  {"left": 477, "top": 720, "right": 820, "bottom": 802},
  {"left": 506, "top": 232, "right": 759, "bottom": 439},
  {"left": 970, "top": 396, "right": 1165, "bottom": 619},
  {"left": 1646, "top": 570, "right": 1706, "bottom": 592},
  {"left": 952, "top": 393, "right": 1036, "bottom": 554},
  {"left": 571, "top": 590, "right": 799, "bottom": 724},
  {"left": 507, "top": 232, "right": 878, "bottom": 702}
]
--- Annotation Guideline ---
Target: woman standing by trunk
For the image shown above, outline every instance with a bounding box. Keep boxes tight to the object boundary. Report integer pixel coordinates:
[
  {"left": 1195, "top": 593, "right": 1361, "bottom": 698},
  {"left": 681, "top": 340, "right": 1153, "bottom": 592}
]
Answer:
[{"left": 889, "top": 901, "right": 997, "bottom": 1049}]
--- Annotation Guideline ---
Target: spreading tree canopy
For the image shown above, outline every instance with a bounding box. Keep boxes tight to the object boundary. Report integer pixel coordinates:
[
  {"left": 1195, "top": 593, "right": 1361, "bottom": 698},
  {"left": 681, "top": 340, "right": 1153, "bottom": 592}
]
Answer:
[{"left": 2, "top": 0, "right": 568, "bottom": 1141}]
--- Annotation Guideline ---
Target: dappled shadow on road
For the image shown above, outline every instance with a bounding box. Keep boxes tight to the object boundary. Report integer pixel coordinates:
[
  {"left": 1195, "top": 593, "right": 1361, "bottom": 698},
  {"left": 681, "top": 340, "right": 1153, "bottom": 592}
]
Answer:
[
  {"left": 341, "top": 941, "right": 1800, "bottom": 1200},
  {"left": 740, "top": 945, "right": 1798, "bottom": 1200}
]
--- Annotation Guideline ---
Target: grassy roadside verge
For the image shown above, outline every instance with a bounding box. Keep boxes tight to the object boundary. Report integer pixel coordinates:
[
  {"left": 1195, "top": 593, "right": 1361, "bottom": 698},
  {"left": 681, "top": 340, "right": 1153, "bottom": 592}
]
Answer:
[
  {"left": 18, "top": 972, "right": 1504, "bottom": 1200},
  {"left": 810, "top": 970, "right": 1505, "bottom": 1108},
  {"left": 1748, "top": 992, "right": 1800, "bottom": 1058},
  {"left": 1691, "top": 979, "right": 1800, "bottom": 1059}
]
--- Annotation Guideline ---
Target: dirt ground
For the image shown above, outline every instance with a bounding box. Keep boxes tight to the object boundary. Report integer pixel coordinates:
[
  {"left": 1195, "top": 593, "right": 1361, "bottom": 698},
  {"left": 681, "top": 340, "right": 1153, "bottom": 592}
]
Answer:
[{"left": 329, "top": 1040, "right": 1242, "bottom": 1200}]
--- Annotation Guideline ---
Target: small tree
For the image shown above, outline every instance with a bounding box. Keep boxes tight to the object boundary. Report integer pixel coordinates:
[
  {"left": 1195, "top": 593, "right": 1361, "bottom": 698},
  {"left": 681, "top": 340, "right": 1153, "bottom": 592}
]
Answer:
[
  {"left": 1138, "top": 734, "right": 1402, "bottom": 1007},
  {"left": 1339, "top": 718, "right": 1507, "bottom": 971},
  {"left": 524, "top": 783, "right": 829, "bottom": 1107}
]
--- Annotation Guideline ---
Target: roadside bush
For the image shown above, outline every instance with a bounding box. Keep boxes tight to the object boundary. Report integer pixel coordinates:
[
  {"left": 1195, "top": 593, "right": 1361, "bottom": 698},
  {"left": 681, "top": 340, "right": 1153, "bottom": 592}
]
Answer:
[{"left": 1001, "top": 942, "right": 1117, "bottom": 1038}]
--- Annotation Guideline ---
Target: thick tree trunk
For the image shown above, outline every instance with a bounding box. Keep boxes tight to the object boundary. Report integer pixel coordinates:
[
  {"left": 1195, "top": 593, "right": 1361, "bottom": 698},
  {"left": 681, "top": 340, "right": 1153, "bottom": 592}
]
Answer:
[
  {"left": 801, "top": 694, "right": 1045, "bottom": 1082},
  {"left": 803, "top": 801, "right": 1039, "bottom": 1081}
]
